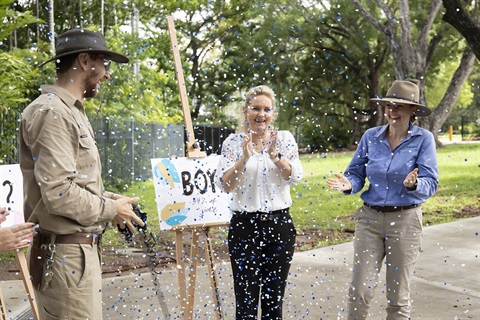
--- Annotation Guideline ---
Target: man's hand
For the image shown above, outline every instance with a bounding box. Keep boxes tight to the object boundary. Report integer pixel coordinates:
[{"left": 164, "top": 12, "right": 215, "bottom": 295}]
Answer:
[
  {"left": 327, "top": 173, "right": 352, "bottom": 191},
  {"left": 112, "top": 196, "right": 144, "bottom": 233}
]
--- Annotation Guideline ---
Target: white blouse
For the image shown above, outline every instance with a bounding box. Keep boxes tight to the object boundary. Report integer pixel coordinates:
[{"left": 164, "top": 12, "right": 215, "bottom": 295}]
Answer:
[{"left": 215, "top": 130, "right": 303, "bottom": 213}]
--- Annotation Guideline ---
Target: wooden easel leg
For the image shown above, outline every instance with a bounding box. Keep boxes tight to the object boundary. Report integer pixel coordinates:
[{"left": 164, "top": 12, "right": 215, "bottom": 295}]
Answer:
[
  {"left": 187, "top": 230, "right": 199, "bottom": 318},
  {"left": 0, "top": 286, "right": 7, "bottom": 320},
  {"left": 204, "top": 228, "right": 224, "bottom": 320},
  {"left": 174, "top": 226, "right": 227, "bottom": 320},
  {"left": 175, "top": 230, "right": 188, "bottom": 320},
  {"left": 14, "top": 248, "right": 39, "bottom": 320}
]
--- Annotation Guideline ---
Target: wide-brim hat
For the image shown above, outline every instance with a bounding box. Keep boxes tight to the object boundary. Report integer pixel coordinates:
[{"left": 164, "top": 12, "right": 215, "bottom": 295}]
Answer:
[
  {"left": 38, "top": 29, "right": 129, "bottom": 67},
  {"left": 370, "top": 80, "right": 432, "bottom": 117}
]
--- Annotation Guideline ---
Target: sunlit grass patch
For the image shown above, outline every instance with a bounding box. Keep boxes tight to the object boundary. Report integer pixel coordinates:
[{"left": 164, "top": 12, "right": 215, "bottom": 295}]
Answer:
[{"left": 101, "top": 142, "right": 479, "bottom": 252}]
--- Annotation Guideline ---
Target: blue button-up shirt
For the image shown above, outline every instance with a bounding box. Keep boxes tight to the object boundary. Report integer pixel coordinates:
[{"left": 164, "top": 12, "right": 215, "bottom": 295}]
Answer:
[{"left": 344, "top": 124, "right": 439, "bottom": 206}]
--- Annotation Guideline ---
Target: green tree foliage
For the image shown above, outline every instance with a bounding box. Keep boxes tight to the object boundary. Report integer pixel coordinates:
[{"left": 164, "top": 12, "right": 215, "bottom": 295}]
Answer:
[
  {"left": 142, "top": 0, "right": 263, "bottom": 126},
  {"left": 210, "top": 1, "right": 304, "bottom": 129},
  {"left": 84, "top": 27, "right": 184, "bottom": 124},
  {"left": 1, "top": 0, "right": 478, "bottom": 156},
  {"left": 281, "top": 0, "right": 393, "bottom": 147},
  {"left": 0, "top": 50, "right": 40, "bottom": 163},
  {"left": 440, "top": 72, "right": 480, "bottom": 138},
  {"left": 351, "top": 0, "right": 477, "bottom": 146},
  {"left": 0, "top": 0, "right": 38, "bottom": 40},
  {"left": 0, "top": 0, "right": 40, "bottom": 163},
  {"left": 442, "top": 0, "right": 480, "bottom": 60}
]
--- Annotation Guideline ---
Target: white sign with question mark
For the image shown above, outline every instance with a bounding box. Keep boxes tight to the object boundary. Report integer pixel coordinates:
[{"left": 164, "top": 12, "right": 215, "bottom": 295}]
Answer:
[{"left": 0, "top": 164, "right": 24, "bottom": 227}]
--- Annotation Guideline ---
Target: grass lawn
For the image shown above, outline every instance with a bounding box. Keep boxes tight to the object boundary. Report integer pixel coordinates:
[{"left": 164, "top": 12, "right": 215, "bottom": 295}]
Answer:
[
  {"left": 290, "top": 142, "right": 480, "bottom": 247},
  {"left": 114, "top": 142, "right": 479, "bottom": 251},
  {"left": 2, "top": 142, "right": 477, "bottom": 264},
  {"left": 1, "top": 141, "right": 476, "bottom": 274}
]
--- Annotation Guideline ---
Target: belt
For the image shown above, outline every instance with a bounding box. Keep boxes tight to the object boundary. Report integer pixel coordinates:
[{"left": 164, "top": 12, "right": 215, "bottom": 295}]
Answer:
[
  {"left": 233, "top": 209, "right": 290, "bottom": 221},
  {"left": 363, "top": 202, "right": 420, "bottom": 212},
  {"left": 34, "top": 232, "right": 102, "bottom": 245}
]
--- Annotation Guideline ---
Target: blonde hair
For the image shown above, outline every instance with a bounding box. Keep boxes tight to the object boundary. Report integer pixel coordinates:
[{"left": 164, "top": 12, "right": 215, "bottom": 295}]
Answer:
[{"left": 244, "top": 85, "right": 275, "bottom": 109}]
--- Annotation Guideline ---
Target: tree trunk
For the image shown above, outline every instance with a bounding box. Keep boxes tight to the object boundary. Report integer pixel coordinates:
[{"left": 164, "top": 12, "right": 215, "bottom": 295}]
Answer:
[
  {"left": 368, "top": 67, "right": 385, "bottom": 127},
  {"left": 398, "top": 0, "right": 416, "bottom": 77},
  {"left": 442, "top": 0, "right": 480, "bottom": 60},
  {"left": 418, "top": 48, "right": 476, "bottom": 146},
  {"left": 352, "top": 0, "right": 474, "bottom": 148}
]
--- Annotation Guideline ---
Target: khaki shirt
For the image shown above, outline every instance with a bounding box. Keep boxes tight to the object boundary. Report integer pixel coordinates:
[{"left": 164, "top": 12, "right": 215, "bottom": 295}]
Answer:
[{"left": 19, "top": 85, "right": 117, "bottom": 235}]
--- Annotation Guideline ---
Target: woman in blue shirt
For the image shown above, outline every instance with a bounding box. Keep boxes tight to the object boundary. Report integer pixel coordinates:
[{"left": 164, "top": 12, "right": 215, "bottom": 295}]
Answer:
[{"left": 328, "top": 80, "right": 439, "bottom": 320}]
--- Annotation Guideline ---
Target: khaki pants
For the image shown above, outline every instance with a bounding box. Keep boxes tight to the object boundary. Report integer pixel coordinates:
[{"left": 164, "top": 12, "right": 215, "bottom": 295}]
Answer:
[
  {"left": 35, "top": 243, "right": 103, "bottom": 320},
  {"left": 347, "top": 205, "right": 423, "bottom": 320}
]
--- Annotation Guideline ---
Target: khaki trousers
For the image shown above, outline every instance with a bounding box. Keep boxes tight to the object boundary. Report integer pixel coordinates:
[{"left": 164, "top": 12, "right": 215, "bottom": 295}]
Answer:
[
  {"left": 35, "top": 243, "right": 102, "bottom": 320},
  {"left": 347, "top": 205, "right": 423, "bottom": 320}
]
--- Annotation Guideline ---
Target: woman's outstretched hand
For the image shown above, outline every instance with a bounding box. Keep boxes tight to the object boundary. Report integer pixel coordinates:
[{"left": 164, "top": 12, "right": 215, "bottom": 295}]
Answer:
[
  {"left": 403, "top": 168, "right": 418, "bottom": 189},
  {"left": 327, "top": 173, "right": 352, "bottom": 191}
]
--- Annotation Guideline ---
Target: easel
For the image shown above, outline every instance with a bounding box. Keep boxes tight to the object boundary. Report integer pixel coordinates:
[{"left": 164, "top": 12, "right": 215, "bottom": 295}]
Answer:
[
  {"left": 0, "top": 244, "right": 39, "bottom": 320},
  {"left": 166, "top": 16, "right": 228, "bottom": 320}
]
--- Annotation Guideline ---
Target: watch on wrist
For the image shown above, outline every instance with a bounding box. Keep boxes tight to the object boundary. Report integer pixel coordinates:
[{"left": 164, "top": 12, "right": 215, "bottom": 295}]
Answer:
[{"left": 272, "top": 153, "right": 281, "bottom": 163}]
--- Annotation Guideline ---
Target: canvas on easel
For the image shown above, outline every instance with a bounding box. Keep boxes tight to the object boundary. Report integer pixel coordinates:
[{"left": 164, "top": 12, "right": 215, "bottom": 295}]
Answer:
[
  {"left": 149, "top": 16, "right": 231, "bottom": 320},
  {"left": 1, "top": 165, "right": 25, "bottom": 228},
  {"left": 151, "top": 156, "right": 231, "bottom": 230}
]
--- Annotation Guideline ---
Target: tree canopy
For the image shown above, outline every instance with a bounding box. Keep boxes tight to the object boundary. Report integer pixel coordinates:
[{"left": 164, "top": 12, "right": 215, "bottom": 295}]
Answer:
[{"left": 0, "top": 0, "right": 478, "bottom": 164}]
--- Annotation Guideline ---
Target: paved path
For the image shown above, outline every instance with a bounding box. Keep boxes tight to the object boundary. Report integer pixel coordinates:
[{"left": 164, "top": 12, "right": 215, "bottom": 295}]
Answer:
[{"left": 2, "top": 216, "right": 479, "bottom": 319}]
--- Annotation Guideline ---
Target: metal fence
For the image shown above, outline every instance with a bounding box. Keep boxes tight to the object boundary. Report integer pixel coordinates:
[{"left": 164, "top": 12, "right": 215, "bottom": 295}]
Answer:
[
  {"left": 90, "top": 118, "right": 235, "bottom": 184},
  {"left": 3, "top": 116, "right": 234, "bottom": 184},
  {"left": 460, "top": 116, "right": 480, "bottom": 141},
  {"left": 193, "top": 125, "right": 236, "bottom": 156},
  {"left": 0, "top": 112, "right": 20, "bottom": 165},
  {"left": 91, "top": 118, "right": 185, "bottom": 185}
]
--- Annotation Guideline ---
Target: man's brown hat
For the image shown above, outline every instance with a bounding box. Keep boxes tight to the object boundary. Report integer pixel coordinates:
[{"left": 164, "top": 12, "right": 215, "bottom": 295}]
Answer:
[
  {"left": 370, "top": 80, "right": 432, "bottom": 116},
  {"left": 38, "top": 29, "right": 129, "bottom": 67}
]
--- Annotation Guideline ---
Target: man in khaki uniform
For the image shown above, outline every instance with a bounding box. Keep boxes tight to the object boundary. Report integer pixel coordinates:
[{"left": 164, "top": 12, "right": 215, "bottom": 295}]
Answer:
[{"left": 20, "top": 29, "right": 144, "bottom": 319}]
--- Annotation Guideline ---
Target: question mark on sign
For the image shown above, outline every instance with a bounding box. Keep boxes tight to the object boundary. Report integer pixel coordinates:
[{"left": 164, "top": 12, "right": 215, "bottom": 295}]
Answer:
[{"left": 3, "top": 180, "right": 13, "bottom": 211}]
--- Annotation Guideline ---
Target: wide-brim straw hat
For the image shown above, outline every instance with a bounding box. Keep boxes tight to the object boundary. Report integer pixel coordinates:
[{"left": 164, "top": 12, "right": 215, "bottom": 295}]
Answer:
[
  {"left": 38, "top": 29, "right": 129, "bottom": 67},
  {"left": 370, "top": 80, "right": 432, "bottom": 117}
]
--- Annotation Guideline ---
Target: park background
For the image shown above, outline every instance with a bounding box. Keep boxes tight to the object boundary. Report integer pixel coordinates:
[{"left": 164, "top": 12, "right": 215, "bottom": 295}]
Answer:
[{"left": 0, "top": 0, "right": 479, "bottom": 273}]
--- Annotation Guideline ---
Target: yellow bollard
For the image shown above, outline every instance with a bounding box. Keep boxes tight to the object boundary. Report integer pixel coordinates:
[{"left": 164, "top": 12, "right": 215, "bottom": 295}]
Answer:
[{"left": 449, "top": 125, "right": 453, "bottom": 141}]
